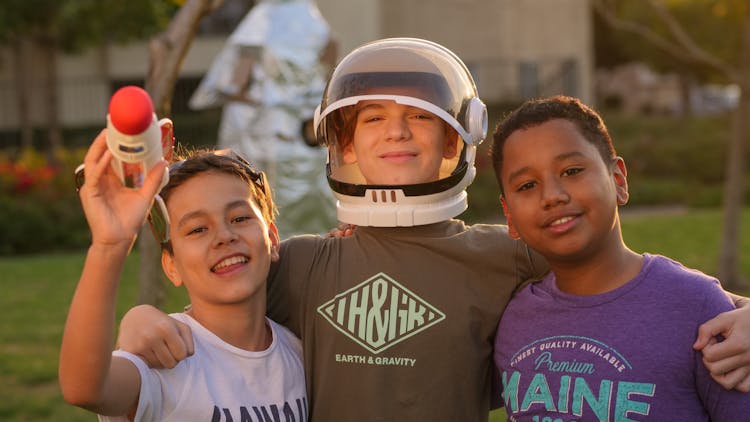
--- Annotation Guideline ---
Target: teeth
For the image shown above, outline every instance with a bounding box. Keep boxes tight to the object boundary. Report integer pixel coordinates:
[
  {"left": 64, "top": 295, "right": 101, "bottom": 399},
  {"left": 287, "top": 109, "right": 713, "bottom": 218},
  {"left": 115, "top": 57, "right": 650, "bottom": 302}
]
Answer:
[
  {"left": 551, "top": 216, "right": 573, "bottom": 226},
  {"left": 213, "top": 256, "right": 248, "bottom": 271}
]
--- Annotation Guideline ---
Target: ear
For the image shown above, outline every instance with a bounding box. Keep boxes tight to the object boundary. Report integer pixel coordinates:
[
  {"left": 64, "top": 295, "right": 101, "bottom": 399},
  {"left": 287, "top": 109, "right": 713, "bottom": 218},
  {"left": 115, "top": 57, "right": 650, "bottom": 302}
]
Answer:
[
  {"left": 612, "top": 157, "right": 629, "bottom": 206},
  {"left": 161, "top": 250, "right": 183, "bottom": 287},
  {"left": 342, "top": 141, "right": 357, "bottom": 164},
  {"left": 442, "top": 129, "right": 459, "bottom": 159},
  {"left": 501, "top": 196, "right": 521, "bottom": 240},
  {"left": 268, "top": 222, "right": 281, "bottom": 262}
]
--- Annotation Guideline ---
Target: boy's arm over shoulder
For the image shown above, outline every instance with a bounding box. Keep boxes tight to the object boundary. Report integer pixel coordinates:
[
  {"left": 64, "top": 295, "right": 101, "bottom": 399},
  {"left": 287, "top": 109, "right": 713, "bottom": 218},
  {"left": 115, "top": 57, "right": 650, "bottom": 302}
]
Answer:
[
  {"left": 471, "top": 223, "right": 549, "bottom": 288},
  {"left": 687, "top": 274, "right": 750, "bottom": 416},
  {"left": 117, "top": 305, "right": 195, "bottom": 369},
  {"left": 727, "top": 292, "right": 750, "bottom": 308},
  {"left": 695, "top": 290, "right": 750, "bottom": 392}
]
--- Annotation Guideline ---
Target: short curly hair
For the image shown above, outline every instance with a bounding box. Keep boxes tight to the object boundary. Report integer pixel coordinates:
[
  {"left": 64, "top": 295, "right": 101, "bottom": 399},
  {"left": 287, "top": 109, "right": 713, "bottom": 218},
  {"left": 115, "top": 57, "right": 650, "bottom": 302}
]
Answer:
[{"left": 490, "top": 95, "right": 616, "bottom": 195}]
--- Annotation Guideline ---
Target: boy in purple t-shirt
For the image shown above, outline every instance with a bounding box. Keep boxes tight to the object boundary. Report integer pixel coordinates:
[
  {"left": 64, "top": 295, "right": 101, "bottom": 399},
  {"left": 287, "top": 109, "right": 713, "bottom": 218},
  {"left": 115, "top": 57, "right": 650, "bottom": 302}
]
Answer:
[{"left": 490, "top": 95, "right": 750, "bottom": 421}]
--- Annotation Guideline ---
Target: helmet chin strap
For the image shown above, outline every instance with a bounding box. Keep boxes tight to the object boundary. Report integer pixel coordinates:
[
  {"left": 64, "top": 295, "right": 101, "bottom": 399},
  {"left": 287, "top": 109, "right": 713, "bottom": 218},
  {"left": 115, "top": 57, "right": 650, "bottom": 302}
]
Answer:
[
  {"left": 335, "top": 190, "right": 469, "bottom": 227},
  {"left": 330, "top": 161, "right": 476, "bottom": 227}
]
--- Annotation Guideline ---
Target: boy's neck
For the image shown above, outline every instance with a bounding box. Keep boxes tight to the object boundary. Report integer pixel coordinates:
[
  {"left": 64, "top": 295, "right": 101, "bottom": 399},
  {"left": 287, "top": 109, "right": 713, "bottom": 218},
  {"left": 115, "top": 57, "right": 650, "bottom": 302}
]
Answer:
[
  {"left": 550, "top": 245, "right": 643, "bottom": 296},
  {"left": 187, "top": 302, "right": 272, "bottom": 351}
]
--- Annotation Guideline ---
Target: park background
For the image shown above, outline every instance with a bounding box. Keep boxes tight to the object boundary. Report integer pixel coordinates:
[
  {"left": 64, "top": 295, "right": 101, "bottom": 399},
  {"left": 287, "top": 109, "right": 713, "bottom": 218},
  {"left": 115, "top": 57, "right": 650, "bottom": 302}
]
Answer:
[{"left": 1, "top": 0, "right": 749, "bottom": 420}]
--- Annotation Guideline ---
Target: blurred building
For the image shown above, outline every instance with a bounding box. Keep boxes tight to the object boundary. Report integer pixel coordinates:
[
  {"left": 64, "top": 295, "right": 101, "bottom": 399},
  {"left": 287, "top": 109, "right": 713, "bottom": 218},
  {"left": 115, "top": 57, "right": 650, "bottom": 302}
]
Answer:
[
  {"left": 0, "top": 0, "right": 592, "bottom": 133},
  {"left": 317, "top": 0, "right": 593, "bottom": 105},
  {"left": 596, "top": 62, "right": 739, "bottom": 116},
  {"left": 595, "top": 62, "right": 683, "bottom": 116}
]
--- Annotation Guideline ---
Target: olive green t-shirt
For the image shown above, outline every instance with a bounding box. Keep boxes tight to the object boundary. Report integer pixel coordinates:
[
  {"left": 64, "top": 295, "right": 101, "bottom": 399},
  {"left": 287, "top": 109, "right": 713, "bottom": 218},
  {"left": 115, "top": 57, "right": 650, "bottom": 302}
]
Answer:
[{"left": 267, "top": 220, "right": 545, "bottom": 421}]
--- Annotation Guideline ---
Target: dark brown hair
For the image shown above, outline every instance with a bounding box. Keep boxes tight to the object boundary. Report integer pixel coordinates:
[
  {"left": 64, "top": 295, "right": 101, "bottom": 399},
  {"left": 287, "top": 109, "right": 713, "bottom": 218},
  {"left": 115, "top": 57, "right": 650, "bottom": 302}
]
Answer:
[{"left": 490, "top": 95, "right": 616, "bottom": 195}]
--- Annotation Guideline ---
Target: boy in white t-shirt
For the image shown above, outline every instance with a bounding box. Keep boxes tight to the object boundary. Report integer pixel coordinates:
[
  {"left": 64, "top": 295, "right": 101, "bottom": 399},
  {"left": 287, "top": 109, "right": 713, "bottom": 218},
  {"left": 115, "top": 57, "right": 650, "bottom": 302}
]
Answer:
[{"left": 59, "top": 132, "right": 306, "bottom": 421}]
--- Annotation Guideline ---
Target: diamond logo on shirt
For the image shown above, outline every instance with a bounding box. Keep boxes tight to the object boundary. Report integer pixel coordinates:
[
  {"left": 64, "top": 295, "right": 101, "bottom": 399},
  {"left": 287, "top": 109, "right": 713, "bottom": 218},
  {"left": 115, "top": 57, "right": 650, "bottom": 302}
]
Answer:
[{"left": 317, "top": 272, "right": 446, "bottom": 354}]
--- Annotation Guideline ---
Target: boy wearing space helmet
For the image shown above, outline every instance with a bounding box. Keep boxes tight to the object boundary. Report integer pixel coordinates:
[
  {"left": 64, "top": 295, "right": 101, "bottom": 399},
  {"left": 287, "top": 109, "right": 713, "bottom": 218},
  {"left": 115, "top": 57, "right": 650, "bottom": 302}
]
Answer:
[{"left": 116, "top": 38, "right": 750, "bottom": 420}]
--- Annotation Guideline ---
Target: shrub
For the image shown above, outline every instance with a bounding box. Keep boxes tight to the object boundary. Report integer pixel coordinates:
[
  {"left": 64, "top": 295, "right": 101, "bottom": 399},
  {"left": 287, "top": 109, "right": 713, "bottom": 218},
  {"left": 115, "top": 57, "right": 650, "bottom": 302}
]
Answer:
[{"left": 0, "top": 147, "right": 89, "bottom": 255}]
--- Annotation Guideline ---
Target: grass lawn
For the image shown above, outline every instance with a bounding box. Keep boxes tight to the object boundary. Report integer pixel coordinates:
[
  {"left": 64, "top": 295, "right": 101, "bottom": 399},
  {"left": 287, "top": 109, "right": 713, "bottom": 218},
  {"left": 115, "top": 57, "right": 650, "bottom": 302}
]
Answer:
[
  {"left": 622, "top": 207, "right": 750, "bottom": 279},
  {"left": 0, "top": 250, "right": 188, "bottom": 421},
  {"left": 1, "top": 208, "right": 748, "bottom": 421}
]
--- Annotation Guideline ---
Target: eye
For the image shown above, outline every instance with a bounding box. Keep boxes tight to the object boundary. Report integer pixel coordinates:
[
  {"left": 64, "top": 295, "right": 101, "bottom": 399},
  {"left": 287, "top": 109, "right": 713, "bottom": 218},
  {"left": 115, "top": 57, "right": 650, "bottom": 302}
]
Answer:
[
  {"left": 358, "top": 111, "right": 382, "bottom": 123},
  {"left": 562, "top": 167, "right": 584, "bottom": 177},
  {"left": 187, "top": 226, "right": 207, "bottom": 236},
  {"left": 410, "top": 111, "right": 435, "bottom": 120},
  {"left": 232, "top": 215, "right": 253, "bottom": 224},
  {"left": 516, "top": 181, "right": 536, "bottom": 192}
]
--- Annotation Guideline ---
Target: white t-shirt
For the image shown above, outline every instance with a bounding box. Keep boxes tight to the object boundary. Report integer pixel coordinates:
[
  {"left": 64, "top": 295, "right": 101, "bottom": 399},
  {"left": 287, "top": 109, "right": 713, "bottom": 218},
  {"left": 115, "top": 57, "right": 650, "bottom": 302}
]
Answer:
[{"left": 99, "top": 313, "right": 306, "bottom": 422}]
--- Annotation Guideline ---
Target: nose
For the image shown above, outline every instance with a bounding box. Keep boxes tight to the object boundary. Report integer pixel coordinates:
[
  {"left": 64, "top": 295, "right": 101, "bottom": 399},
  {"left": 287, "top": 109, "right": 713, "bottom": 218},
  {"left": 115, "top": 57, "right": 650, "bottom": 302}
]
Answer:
[
  {"left": 385, "top": 116, "right": 410, "bottom": 142},
  {"left": 541, "top": 178, "right": 570, "bottom": 209},
  {"left": 214, "top": 222, "right": 238, "bottom": 247}
]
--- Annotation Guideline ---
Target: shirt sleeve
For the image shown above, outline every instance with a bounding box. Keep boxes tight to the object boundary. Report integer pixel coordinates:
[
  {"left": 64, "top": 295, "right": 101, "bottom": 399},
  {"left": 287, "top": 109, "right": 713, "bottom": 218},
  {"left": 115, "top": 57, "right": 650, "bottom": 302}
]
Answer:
[{"left": 96, "top": 351, "right": 162, "bottom": 422}]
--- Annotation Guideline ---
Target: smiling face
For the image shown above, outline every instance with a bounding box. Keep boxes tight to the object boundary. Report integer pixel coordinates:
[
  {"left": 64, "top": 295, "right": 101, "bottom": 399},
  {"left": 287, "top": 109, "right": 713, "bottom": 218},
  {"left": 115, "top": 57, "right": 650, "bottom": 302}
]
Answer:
[
  {"left": 160, "top": 171, "right": 279, "bottom": 309},
  {"left": 499, "top": 119, "right": 629, "bottom": 265},
  {"left": 341, "top": 99, "right": 459, "bottom": 185}
]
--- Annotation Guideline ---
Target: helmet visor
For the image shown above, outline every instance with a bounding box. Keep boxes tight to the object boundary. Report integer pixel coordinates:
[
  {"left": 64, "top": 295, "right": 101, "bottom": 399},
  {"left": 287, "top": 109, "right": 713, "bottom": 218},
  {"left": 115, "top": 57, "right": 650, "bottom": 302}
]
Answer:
[{"left": 317, "top": 38, "right": 478, "bottom": 146}]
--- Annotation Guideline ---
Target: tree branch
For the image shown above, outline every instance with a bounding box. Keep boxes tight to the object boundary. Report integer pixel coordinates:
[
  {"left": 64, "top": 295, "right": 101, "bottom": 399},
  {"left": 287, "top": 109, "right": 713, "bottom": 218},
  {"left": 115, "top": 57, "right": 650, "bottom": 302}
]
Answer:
[
  {"left": 592, "top": 0, "right": 738, "bottom": 80},
  {"left": 146, "top": 0, "right": 225, "bottom": 115}
]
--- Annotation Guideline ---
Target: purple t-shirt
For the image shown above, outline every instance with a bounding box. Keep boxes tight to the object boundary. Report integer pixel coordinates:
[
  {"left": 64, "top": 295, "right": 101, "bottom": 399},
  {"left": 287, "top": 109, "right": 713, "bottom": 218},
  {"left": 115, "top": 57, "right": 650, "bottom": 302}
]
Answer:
[{"left": 494, "top": 254, "right": 750, "bottom": 421}]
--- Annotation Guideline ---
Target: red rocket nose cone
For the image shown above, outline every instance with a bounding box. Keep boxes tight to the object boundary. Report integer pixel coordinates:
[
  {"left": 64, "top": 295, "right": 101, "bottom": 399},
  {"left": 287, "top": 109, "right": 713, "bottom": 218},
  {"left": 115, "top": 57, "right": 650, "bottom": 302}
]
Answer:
[{"left": 109, "top": 86, "right": 154, "bottom": 135}]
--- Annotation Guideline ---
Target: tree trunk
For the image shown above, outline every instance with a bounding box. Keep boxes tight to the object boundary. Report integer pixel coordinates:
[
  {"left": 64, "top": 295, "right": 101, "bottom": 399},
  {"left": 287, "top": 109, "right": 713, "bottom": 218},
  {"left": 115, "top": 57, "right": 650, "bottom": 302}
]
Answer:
[
  {"left": 717, "top": 6, "right": 750, "bottom": 292},
  {"left": 137, "top": 0, "right": 225, "bottom": 307},
  {"left": 12, "top": 39, "right": 34, "bottom": 150},
  {"left": 718, "top": 92, "right": 747, "bottom": 290},
  {"left": 677, "top": 72, "right": 694, "bottom": 119},
  {"left": 40, "top": 37, "right": 63, "bottom": 160},
  {"left": 137, "top": 231, "right": 167, "bottom": 306}
]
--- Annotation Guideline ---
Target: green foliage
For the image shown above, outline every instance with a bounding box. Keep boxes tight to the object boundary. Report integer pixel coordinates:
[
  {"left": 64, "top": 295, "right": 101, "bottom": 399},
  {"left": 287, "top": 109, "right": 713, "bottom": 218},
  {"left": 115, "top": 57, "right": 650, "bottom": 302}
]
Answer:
[
  {"left": 625, "top": 177, "right": 689, "bottom": 204},
  {"left": 0, "top": 147, "right": 89, "bottom": 255},
  {"left": 606, "top": 111, "right": 730, "bottom": 185},
  {"left": 663, "top": 0, "right": 747, "bottom": 72},
  {"left": 594, "top": 0, "right": 746, "bottom": 82},
  {"left": 0, "top": 0, "right": 178, "bottom": 52}
]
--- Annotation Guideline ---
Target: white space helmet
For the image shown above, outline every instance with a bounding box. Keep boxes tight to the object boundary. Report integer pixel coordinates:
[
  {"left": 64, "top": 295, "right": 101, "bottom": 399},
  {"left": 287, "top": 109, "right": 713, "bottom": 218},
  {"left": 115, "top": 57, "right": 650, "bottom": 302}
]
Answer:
[{"left": 314, "top": 37, "right": 487, "bottom": 226}]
